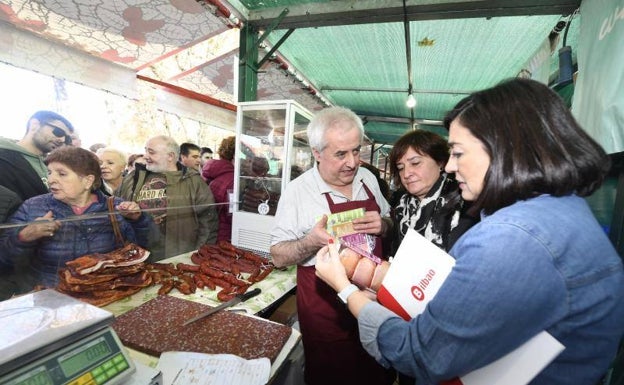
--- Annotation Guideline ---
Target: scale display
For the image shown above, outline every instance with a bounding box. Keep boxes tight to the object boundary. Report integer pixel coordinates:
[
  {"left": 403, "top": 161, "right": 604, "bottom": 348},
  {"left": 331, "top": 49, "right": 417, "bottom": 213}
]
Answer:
[{"left": 1, "top": 327, "right": 134, "bottom": 385}]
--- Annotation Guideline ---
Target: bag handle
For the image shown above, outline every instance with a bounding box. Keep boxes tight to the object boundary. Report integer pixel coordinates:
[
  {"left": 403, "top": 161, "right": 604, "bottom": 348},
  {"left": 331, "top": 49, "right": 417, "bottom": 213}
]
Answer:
[{"left": 107, "top": 197, "right": 126, "bottom": 247}]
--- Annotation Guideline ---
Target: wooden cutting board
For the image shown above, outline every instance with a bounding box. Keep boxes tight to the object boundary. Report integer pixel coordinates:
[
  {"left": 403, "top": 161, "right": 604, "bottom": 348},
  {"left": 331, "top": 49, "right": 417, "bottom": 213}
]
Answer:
[{"left": 112, "top": 295, "right": 292, "bottom": 363}]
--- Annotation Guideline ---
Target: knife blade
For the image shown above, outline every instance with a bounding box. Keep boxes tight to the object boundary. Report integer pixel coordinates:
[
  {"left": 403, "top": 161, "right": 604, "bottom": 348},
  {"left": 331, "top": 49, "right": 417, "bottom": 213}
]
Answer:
[{"left": 182, "top": 288, "right": 261, "bottom": 326}]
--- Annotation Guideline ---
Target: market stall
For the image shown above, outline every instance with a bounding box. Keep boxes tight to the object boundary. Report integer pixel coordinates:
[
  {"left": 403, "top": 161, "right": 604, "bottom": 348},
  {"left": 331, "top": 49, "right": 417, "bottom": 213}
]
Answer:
[{"left": 0, "top": 247, "right": 300, "bottom": 385}]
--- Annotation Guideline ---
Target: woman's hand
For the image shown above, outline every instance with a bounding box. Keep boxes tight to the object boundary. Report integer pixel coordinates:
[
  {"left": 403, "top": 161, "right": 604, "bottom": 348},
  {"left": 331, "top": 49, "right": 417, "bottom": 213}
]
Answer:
[
  {"left": 316, "top": 240, "right": 375, "bottom": 318},
  {"left": 315, "top": 240, "right": 351, "bottom": 293},
  {"left": 18, "top": 211, "right": 61, "bottom": 242},
  {"left": 117, "top": 201, "right": 142, "bottom": 221}
]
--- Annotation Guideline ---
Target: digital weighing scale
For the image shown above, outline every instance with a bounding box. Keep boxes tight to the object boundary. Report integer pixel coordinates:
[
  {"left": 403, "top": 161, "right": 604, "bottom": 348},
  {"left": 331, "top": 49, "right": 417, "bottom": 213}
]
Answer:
[{"left": 0, "top": 289, "right": 136, "bottom": 385}]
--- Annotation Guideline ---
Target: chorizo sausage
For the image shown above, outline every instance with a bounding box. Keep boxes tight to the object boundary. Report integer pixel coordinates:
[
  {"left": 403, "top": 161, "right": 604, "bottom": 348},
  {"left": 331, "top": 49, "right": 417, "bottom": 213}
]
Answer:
[
  {"left": 158, "top": 280, "right": 174, "bottom": 295},
  {"left": 177, "top": 263, "right": 200, "bottom": 272}
]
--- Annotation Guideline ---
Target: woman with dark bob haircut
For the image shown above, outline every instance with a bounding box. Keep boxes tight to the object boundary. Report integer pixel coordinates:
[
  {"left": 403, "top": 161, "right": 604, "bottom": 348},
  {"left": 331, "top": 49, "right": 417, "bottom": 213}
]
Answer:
[
  {"left": 0, "top": 146, "right": 152, "bottom": 289},
  {"left": 444, "top": 78, "right": 611, "bottom": 215},
  {"left": 388, "top": 130, "right": 477, "bottom": 256},
  {"left": 314, "top": 78, "right": 624, "bottom": 385}
]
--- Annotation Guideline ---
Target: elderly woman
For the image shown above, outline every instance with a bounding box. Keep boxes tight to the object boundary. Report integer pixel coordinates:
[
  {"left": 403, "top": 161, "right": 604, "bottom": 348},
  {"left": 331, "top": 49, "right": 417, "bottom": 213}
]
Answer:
[
  {"left": 315, "top": 78, "right": 624, "bottom": 385},
  {"left": 388, "top": 130, "right": 477, "bottom": 255},
  {"left": 0, "top": 146, "right": 151, "bottom": 288},
  {"left": 97, "top": 147, "right": 127, "bottom": 195}
]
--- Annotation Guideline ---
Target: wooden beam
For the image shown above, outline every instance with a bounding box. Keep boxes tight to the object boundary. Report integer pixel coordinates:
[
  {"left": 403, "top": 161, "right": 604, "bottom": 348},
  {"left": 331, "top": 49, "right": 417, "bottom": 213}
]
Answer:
[
  {"left": 245, "top": 0, "right": 580, "bottom": 29},
  {"left": 137, "top": 75, "right": 237, "bottom": 112}
]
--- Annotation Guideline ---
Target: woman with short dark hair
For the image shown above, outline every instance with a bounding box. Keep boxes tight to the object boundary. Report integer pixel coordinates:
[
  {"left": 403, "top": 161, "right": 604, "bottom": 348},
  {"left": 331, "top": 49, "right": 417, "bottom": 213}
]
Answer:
[
  {"left": 388, "top": 130, "right": 477, "bottom": 255},
  {"left": 1, "top": 146, "right": 152, "bottom": 288},
  {"left": 388, "top": 129, "right": 478, "bottom": 385},
  {"left": 315, "top": 78, "right": 624, "bottom": 385}
]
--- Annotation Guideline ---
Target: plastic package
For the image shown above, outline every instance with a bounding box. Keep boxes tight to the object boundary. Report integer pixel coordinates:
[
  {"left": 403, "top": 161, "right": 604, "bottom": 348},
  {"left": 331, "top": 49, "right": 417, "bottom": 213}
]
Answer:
[{"left": 337, "top": 240, "right": 389, "bottom": 292}]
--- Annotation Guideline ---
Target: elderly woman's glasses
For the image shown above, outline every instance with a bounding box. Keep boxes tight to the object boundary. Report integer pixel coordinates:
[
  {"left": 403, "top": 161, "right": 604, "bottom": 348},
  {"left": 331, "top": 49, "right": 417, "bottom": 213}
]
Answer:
[{"left": 46, "top": 123, "right": 72, "bottom": 145}]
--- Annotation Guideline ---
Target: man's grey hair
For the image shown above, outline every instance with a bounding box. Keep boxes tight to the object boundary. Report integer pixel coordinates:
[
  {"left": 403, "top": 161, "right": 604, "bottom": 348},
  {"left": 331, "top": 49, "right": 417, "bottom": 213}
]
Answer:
[
  {"left": 151, "top": 135, "right": 180, "bottom": 160},
  {"left": 306, "top": 106, "right": 364, "bottom": 152}
]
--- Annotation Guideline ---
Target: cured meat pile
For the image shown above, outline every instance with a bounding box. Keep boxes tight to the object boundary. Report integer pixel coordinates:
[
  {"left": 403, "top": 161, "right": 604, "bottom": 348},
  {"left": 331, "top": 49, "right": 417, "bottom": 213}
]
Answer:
[
  {"left": 149, "top": 241, "right": 275, "bottom": 302},
  {"left": 240, "top": 187, "right": 280, "bottom": 215},
  {"left": 57, "top": 243, "right": 152, "bottom": 306},
  {"left": 57, "top": 241, "right": 275, "bottom": 306}
]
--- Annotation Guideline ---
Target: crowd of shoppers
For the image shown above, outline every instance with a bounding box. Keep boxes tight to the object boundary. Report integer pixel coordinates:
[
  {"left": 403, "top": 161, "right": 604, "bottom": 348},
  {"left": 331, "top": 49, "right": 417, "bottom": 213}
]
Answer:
[{"left": 1, "top": 80, "right": 622, "bottom": 385}]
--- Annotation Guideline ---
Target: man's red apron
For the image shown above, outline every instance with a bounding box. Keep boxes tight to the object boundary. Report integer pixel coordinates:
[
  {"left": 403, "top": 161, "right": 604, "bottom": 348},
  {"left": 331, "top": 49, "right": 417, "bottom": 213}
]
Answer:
[{"left": 297, "top": 182, "right": 395, "bottom": 385}]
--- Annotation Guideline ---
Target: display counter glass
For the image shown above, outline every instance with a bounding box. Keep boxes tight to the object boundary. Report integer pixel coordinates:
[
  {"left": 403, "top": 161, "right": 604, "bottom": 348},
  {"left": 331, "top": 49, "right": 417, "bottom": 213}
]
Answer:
[{"left": 232, "top": 101, "right": 314, "bottom": 253}]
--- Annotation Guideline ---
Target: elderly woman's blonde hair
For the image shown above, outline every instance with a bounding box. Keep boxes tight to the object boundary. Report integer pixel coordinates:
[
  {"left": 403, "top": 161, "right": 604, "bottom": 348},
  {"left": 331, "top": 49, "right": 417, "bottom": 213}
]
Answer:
[{"left": 97, "top": 147, "right": 127, "bottom": 166}]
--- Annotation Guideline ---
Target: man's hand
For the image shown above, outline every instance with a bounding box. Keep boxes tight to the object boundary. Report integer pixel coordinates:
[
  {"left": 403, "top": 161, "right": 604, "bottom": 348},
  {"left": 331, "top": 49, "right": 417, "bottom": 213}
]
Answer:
[
  {"left": 271, "top": 215, "right": 332, "bottom": 267},
  {"left": 305, "top": 214, "right": 332, "bottom": 249},
  {"left": 351, "top": 210, "right": 385, "bottom": 236}
]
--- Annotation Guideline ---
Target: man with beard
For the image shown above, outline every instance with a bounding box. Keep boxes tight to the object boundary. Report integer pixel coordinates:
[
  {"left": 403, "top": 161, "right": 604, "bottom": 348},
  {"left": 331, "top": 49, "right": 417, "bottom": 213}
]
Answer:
[
  {"left": 0, "top": 110, "right": 74, "bottom": 200},
  {"left": 119, "top": 135, "right": 218, "bottom": 261}
]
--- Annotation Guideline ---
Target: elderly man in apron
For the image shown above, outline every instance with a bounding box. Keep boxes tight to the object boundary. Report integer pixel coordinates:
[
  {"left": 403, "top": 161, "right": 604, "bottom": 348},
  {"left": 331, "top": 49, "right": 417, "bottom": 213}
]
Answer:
[{"left": 271, "top": 106, "right": 395, "bottom": 385}]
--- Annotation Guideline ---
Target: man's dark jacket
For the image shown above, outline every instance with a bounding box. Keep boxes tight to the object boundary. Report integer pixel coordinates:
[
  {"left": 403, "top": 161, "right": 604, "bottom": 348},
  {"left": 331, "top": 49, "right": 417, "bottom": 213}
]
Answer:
[{"left": 0, "top": 148, "right": 48, "bottom": 201}]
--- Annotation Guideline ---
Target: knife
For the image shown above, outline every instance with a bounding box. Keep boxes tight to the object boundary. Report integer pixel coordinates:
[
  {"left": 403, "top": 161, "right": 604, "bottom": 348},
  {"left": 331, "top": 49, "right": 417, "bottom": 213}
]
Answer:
[{"left": 182, "top": 288, "right": 262, "bottom": 326}]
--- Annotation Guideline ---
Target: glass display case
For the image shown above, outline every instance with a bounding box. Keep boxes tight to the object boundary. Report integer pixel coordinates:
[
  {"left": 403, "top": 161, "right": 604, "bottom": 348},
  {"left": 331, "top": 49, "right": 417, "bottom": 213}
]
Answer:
[{"left": 232, "top": 100, "right": 314, "bottom": 254}]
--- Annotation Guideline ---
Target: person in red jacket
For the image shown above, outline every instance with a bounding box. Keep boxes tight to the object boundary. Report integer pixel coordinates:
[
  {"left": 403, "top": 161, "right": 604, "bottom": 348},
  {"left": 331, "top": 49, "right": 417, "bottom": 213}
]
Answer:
[{"left": 202, "top": 136, "right": 235, "bottom": 242}]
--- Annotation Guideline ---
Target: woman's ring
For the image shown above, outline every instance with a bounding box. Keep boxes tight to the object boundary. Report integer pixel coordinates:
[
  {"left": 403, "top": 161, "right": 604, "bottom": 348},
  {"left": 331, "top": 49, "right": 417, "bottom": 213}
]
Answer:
[{"left": 49, "top": 232, "right": 54, "bottom": 237}]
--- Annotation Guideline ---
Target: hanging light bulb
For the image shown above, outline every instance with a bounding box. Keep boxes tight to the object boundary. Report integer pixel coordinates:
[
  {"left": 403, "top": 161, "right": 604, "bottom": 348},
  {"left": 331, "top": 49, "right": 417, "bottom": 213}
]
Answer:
[{"left": 406, "top": 93, "right": 416, "bottom": 108}]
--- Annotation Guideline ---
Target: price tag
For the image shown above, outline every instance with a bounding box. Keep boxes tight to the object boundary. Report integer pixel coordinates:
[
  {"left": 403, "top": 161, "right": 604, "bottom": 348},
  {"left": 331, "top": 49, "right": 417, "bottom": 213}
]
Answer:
[{"left": 258, "top": 201, "right": 270, "bottom": 215}]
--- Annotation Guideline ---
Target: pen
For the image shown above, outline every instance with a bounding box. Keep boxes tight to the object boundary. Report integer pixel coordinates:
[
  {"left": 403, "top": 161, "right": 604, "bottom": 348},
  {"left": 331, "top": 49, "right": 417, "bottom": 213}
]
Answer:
[{"left": 171, "top": 368, "right": 183, "bottom": 385}]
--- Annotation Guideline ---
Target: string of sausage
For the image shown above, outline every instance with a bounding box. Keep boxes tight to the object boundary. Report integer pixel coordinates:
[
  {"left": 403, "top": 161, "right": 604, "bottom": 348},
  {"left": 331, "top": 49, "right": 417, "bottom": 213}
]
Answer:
[{"left": 148, "top": 241, "right": 274, "bottom": 301}]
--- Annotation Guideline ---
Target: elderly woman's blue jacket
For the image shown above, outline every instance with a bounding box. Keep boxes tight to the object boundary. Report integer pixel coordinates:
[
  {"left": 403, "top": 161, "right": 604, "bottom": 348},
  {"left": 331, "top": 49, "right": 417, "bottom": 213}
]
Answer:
[{"left": 0, "top": 190, "right": 152, "bottom": 287}]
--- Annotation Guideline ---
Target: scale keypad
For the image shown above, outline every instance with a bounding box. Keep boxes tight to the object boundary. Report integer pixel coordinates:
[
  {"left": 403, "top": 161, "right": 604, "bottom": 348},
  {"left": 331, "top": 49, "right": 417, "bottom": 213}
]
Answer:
[{"left": 66, "top": 354, "right": 129, "bottom": 385}]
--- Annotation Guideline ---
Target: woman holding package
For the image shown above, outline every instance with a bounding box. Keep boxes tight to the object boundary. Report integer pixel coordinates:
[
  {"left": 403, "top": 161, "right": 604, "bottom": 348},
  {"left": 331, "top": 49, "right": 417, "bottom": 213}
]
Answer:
[
  {"left": 1, "top": 146, "right": 152, "bottom": 288},
  {"left": 315, "top": 78, "right": 624, "bottom": 385},
  {"left": 387, "top": 130, "right": 477, "bottom": 256}
]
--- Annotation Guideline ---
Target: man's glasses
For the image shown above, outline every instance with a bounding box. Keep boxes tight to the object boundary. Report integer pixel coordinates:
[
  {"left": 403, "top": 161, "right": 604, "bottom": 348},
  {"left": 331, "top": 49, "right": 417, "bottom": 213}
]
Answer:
[{"left": 46, "top": 123, "right": 72, "bottom": 145}]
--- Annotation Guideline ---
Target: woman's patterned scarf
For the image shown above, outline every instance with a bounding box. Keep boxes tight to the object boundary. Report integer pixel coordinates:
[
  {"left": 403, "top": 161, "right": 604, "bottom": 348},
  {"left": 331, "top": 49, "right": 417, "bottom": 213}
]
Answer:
[{"left": 395, "top": 173, "right": 462, "bottom": 251}]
